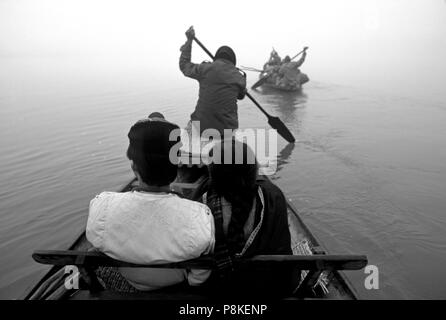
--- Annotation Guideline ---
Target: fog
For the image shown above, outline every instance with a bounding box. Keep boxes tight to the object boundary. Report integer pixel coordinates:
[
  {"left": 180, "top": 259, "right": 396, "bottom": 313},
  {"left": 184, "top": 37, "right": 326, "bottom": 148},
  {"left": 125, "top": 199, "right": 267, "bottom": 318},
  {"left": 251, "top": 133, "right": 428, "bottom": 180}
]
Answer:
[{"left": 1, "top": 0, "right": 446, "bottom": 99}]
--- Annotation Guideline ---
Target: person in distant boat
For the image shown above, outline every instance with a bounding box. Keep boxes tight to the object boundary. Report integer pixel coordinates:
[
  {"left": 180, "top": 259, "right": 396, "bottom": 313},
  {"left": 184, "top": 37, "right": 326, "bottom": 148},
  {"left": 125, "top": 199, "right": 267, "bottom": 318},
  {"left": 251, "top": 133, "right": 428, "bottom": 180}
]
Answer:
[
  {"left": 263, "top": 49, "right": 282, "bottom": 70},
  {"left": 179, "top": 26, "right": 247, "bottom": 136},
  {"left": 86, "top": 113, "right": 215, "bottom": 292},
  {"left": 194, "top": 139, "right": 297, "bottom": 297},
  {"left": 261, "top": 49, "right": 282, "bottom": 83},
  {"left": 276, "top": 50, "right": 308, "bottom": 89}
]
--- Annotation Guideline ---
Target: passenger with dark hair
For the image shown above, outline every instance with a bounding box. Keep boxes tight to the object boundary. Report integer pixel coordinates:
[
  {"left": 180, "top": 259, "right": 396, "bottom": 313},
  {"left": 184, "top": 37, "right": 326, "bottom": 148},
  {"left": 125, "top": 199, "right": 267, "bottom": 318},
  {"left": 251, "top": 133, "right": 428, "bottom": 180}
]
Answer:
[
  {"left": 179, "top": 26, "right": 247, "bottom": 135},
  {"left": 86, "top": 113, "right": 215, "bottom": 292},
  {"left": 202, "top": 139, "right": 296, "bottom": 297}
]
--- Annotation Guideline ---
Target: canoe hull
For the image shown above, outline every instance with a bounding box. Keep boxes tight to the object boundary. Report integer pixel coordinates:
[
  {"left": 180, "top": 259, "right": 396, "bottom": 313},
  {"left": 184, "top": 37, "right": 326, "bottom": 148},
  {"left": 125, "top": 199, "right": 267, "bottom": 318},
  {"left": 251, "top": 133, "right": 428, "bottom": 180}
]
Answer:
[
  {"left": 256, "top": 72, "right": 309, "bottom": 92},
  {"left": 23, "top": 169, "right": 359, "bottom": 300}
]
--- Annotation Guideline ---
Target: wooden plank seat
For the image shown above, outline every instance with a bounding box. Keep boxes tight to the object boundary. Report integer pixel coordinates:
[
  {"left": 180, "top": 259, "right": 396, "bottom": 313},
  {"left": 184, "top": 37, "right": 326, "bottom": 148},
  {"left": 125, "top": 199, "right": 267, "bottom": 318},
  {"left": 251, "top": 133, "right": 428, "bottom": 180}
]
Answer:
[
  {"left": 33, "top": 250, "right": 367, "bottom": 270},
  {"left": 32, "top": 250, "right": 367, "bottom": 299}
]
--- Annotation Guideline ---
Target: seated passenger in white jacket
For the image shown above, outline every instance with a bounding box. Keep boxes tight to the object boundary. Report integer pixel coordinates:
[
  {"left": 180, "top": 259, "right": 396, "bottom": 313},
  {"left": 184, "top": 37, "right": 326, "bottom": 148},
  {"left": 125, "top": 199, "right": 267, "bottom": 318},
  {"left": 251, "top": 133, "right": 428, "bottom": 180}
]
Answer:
[{"left": 86, "top": 113, "right": 215, "bottom": 291}]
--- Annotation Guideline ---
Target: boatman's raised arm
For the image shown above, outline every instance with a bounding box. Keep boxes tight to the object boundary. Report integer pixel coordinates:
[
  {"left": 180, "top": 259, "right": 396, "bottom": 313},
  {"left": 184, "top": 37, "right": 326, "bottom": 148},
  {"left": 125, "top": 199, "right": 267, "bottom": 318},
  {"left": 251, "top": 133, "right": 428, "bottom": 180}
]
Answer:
[
  {"left": 179, "top": 26, "right": 208, "bottom": 80},
  {"left": 293, "top": 51, "right": 307, "bottom": 69}
]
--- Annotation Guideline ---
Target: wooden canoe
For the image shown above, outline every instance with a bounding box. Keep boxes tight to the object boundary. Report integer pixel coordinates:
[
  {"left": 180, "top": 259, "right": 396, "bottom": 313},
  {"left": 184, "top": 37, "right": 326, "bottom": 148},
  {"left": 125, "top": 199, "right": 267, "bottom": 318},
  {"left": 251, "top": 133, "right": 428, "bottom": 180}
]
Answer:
[
  {"left": 252, "top": 71, "right": 309, "bottom": 92},
  {"left": 22, "top": 169, "right": 363, "bottom": 300},
  {"left": 260, "top": 82, "right": 303, "bottom": 92}
]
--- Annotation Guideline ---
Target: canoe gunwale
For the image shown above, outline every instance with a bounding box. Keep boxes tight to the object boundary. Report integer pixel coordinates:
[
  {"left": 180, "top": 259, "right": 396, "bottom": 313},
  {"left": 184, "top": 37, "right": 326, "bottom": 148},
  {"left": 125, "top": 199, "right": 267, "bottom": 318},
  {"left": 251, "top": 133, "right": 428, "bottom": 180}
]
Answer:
[
  {"left": 286, "top": 200, "right": 360, "bottom": 299},
  {"left": 23, "top": 176, "right": 362, "bottom": 300}
]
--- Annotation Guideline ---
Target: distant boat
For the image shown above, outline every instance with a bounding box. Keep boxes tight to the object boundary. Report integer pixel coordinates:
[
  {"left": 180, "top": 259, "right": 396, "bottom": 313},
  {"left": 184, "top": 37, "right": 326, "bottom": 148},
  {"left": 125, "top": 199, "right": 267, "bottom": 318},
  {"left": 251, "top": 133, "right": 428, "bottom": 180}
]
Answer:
[{"left": 252, "top": 70, "right": 309, "bottom": 92}]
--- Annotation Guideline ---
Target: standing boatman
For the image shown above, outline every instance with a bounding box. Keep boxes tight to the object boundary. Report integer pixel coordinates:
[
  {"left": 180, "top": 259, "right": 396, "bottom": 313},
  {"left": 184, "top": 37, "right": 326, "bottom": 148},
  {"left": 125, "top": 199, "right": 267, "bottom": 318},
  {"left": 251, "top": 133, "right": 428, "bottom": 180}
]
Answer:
[
  {"left": 179, "top": 26, "right": 247, "bottom": 136},
  {"left": 277, "top": 49, "right": 309, "bottom": 89}
]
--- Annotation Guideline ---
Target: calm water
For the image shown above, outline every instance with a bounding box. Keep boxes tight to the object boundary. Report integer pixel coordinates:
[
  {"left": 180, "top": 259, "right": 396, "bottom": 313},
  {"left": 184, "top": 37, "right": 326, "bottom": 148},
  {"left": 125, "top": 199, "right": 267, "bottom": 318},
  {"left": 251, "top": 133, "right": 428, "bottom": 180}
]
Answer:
[{"left": 1, "top": 0, "right": 446, "bottom": 299}]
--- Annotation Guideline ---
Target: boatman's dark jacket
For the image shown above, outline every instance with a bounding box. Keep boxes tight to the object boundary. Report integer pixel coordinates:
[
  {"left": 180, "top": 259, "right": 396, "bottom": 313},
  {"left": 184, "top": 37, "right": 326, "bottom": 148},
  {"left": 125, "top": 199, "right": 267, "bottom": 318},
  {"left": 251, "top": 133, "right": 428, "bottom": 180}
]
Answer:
[{"left": 179, "top": 41, "right": 247, "bottom": 135}]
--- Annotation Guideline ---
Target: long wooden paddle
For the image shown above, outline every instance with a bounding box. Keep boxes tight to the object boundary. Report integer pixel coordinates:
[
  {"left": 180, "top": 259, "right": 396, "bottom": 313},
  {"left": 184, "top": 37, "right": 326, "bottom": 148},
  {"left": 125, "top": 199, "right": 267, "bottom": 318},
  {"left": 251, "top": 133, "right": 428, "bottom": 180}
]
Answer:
[
  {"left": 192, "top": 36, "right": 296, "bottom": 143},
  {"left": 291, "top": 46, "right": 309, "bottom": 61},
  {"left": 241, "top": 66, "right": 263, "bottom": 72},
  {"left": 250, "top": 72, "right": 273, "bottom": 90}
]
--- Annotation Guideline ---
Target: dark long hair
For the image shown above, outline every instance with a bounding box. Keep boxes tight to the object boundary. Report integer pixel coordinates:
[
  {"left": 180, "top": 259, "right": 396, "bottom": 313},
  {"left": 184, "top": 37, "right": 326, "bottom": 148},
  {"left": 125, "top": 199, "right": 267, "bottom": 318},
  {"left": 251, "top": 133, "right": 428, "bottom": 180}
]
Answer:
[{"left": 208, "top": 139, "right": 258, "bottom": 253}]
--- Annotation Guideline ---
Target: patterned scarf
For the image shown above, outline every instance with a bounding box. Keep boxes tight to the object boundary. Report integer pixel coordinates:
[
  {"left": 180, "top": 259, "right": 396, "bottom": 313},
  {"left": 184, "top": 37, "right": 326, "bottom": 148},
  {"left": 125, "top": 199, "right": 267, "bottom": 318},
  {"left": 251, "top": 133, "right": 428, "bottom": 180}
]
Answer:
[{"left": 206, "top": 188, "right": 234, "bottom": 279}]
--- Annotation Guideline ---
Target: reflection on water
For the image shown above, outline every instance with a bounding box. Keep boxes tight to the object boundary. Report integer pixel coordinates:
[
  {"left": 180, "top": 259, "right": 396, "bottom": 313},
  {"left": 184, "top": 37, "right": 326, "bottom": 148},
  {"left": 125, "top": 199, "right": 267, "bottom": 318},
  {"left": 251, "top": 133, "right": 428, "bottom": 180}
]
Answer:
[
  {"left": 259, "top": 87, "right": 308, "bottom": 121},
  {"left": 272, "top": 143, "right": 296, "bottom": 180},
  {"left": 249, "top": 85, "right": 309, "bottom": 140}
]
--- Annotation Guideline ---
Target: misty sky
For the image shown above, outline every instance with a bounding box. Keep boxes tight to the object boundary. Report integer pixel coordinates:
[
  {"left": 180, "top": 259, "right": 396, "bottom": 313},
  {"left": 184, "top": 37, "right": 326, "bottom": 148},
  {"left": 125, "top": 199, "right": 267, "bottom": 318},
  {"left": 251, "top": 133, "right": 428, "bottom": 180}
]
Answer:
[{"left": 1, "top": 0, "right": 446, "bottom": 99}]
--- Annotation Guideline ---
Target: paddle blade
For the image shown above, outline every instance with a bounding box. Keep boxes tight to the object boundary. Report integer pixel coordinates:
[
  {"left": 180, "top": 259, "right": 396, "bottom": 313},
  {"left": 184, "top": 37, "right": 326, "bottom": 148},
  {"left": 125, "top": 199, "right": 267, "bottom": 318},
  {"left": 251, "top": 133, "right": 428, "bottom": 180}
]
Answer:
[{"left": 267, "top": 116, "right": 296, "bottom": 143}]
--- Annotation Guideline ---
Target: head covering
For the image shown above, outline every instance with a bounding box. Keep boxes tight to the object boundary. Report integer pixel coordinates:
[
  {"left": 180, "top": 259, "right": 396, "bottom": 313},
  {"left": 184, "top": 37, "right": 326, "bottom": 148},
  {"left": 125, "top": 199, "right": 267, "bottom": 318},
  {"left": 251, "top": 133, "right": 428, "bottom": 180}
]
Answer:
[
  {"left": 148, "top": 112, "right": 165, "bottom": 120},
  {"left": 215, "top": 46, "right": 236, "bottom": 65},
  {"left": 283, "top": 55, "right": 291, "bottom": 63},
  {"left": 128, "top": 116, "right": 180, "bottom": 160}
]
